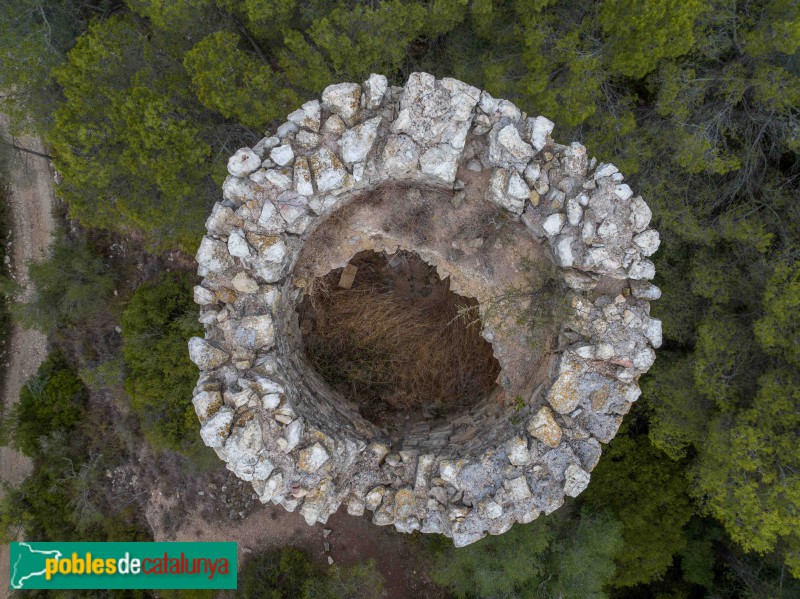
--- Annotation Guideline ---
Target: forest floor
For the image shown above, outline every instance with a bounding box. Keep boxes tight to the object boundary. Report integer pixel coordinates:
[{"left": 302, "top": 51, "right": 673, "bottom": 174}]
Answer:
[{"left": 0, "top": 121, "right": 56, "bottom": 598}]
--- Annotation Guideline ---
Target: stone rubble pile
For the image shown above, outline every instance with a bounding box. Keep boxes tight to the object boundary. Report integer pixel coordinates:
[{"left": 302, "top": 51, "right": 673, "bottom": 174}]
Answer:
[{"left": 189, "top": 72, "right": 661, "bottom": 546}]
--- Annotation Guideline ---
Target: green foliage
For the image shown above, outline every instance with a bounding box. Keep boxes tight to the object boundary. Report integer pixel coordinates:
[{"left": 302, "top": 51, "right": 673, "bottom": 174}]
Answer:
[
  {"left": 599, "top": 0, "right": 706, "bottom": 79},
  {"left": 680, "top": 539, "right": 715, "bottom": 588},
  {"left": 2, "top": 429, "right": 151, "bottom": 543},
  {"left": 430, "top": 507, "right": 622, "bottom": 598},
  {"left": 678, "top": 519, "right": 720, "bottom": 589},
  {"left": 232, "top": 0, "right": 297, "bottom": 42},
  {"left": 78, "top": 356, "right": 125, "bottom": 393},
  {"left": 1, "top": 437, "right": 81, "bottom": 540},
  {"left": 303, "top": 1, "right": 427, "bottom": 80},
  {"left": 746, "top": 0, "right": 800, "bottom": 58},
  {"left": 583, "top": 434, "right": 693, "bottom": 587},
  {"left": 0, "top": 0, "right": 109, "bottom": 134},
  {"left": 184, "top": 31, "right": 298, "bottom": 129},
  {"left": 691, "top": 369, "right": 800, "bottom": 570},
  {"left": 301, "top": 560, "right": 386, "bottom": 599},
  {"left": 238, "top": 547, "right": 315, "bottom": 599},
  {"left": 644, "top": 353, "right": 710, "bottom": 460},
  {"left": 275, "top": 0, "right": 468, "bottom": 92},
  {"left": 1, "top": 352, "right": 149, "bottom": 543},
  {"left": 714, "top": 547, "right": 800, "bottom": 598},
  {"left": 692, "top": 313, "right": 753, "bottom": 411},
  {"left": 754, "top": 262, "right": 800, "bottom": 367},
  {"left": 237, "top": 547, "right": 386, "bottom": 599},
  {"left": 49, "top": 14, "right": 227, "bottom": 252},
  {"left": 41, "top": 0, "right": 472, "bottom": 250},
  {"left": 544, "top": 510, "right": 623, "bottom": 598},
  {"left": 430, "top": 518, "right": 553, "bottom": 598},
  {"left": 516, "top": 11, "right": 609, "bottom": 129},
  {"left": 10, "top": 351, "right": 87, "bottom": 457},
  {"left": 17, "top": 232, "right": 116, "bottom": 332},
  {"left": 159, "top": 591, "right": 215, "bottom": 599},
  {"left": 126, "top": 0, "right": 216, "bottom": 34},
  {"left": 115, "top": 85, "right": 211, "bottom": 201},
  {"left": 121, "top": 272, "right": 203, "bottom": 452},
  {"left": 625, "top": 0, "right": 800, "bottom": 572}
]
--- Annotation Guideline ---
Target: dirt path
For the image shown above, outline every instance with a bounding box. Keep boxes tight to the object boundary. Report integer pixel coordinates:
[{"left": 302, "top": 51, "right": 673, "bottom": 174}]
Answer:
[{"left": 0, "top": 120, "right": 57, "bottom": 596}]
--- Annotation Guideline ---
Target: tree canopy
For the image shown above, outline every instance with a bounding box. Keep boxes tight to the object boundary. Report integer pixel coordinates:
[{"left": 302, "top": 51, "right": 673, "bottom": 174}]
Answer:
[{"left": 121, "top": 272, "right": 204, "bottom": 452}]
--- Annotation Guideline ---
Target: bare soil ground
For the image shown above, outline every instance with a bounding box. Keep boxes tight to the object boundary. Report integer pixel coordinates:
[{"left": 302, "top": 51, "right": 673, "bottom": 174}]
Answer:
[
  {"left": 151, "top": 494, "right": 444, "bottom": 599},
  {"left": 0, "top": 122, "right": 56, "bottom": 598}
]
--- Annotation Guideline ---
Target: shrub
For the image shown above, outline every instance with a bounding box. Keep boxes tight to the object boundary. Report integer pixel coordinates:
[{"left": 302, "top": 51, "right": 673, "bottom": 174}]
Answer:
[
  {"left": 1, "top": 350, "right": 150, "bottom": 544},
  {"left": 16, "top": 232, "right": 116, "bottom": 332},
  {"left": 11, "top": 351, "right": 87, "bottom": 457},
  {"left": 121, "top": 272, "right": 203, "bottom": 452},
  {"left": 302, "top": 560, "right": 386, "bottom": 599},
  {"left": 429, "top": 507, "right": 622, "bottom": 598},
  {"left": 238, "top": 547, "right": 316, "bottom": 599},
  {"left": 237, "top": 547, "right": 386, "bottom": 599}
]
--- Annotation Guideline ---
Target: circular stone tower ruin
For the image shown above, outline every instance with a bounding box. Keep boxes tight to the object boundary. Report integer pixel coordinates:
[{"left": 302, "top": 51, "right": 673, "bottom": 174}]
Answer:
[{"left": 189, "top": 72, "right": 661, "bottom": 546}]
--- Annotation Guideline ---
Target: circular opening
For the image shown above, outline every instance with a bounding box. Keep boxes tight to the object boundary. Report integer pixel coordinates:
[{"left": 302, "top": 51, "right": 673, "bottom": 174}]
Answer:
[{"left": 298, "top": 249, "right": 501, "bottom": 426}]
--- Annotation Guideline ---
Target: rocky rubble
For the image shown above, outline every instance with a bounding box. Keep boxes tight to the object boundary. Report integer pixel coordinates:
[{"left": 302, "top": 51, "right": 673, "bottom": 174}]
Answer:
[{"left": 189, "top": 72, "right": 661, "bottom": 546}]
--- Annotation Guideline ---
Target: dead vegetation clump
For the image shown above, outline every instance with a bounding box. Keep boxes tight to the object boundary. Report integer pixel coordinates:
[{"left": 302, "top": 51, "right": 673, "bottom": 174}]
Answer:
[
  {"left": 453, "top": 201, "right": 511, "bottom": 247},
  {"left": 379, "top": 185, "right": 440, "bottom": 243},
  {"left": 298, "top": 250, "right": 501, "bottom": 425},
  {"left": 476, "top": 257, "right": 570, "bottom": 356}
]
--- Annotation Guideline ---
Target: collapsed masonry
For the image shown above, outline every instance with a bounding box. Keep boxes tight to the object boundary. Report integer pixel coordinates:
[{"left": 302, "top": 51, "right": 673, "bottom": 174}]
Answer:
[{"left": 189, "top": 72, "right": 662, "bottom": 546}]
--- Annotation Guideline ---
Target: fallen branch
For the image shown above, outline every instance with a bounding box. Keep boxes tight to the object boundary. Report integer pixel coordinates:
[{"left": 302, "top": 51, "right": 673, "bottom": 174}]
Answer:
[{"left": 1, "top": 138, "right": 52, "bottom": 160}]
